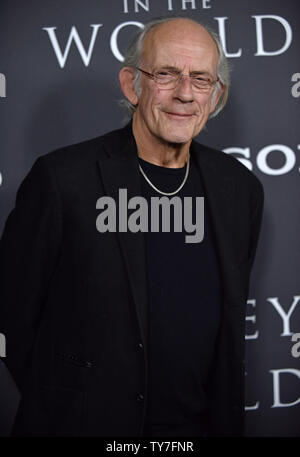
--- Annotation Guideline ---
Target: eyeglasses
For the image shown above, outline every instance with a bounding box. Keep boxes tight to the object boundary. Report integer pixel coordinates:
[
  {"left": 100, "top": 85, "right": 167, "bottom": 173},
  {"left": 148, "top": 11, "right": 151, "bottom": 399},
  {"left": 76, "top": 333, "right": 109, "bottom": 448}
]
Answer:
[{"left": 137, "top": 67, "right": 219, "bottom": 93}]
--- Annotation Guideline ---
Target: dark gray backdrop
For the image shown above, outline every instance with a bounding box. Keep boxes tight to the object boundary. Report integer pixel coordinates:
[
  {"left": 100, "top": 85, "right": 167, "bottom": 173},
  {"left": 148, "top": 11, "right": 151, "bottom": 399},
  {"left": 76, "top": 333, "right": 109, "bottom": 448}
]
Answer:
[{"left": 0, "top": 0, "right": 299, "bottom": 437}]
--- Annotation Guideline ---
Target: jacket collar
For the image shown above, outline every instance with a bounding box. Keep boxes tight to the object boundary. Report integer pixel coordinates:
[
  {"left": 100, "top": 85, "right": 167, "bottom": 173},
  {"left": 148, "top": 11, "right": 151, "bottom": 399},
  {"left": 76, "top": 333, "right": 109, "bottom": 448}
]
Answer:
[{"left": 190, "top": 141, "right": 244, "bottom": 305}]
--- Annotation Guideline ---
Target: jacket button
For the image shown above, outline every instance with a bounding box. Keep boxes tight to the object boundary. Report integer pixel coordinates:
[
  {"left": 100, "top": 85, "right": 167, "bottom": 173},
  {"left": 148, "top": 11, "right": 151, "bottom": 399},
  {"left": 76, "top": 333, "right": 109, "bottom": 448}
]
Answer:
[{"left": 136, "top": 393, "right": 144, "bottom": 402}]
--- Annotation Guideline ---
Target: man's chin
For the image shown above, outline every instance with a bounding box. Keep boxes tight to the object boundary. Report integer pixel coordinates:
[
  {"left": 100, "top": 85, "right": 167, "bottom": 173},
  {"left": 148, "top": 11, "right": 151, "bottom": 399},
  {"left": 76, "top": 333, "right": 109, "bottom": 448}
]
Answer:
[
  {"left": 160, "top": 132, "right": 194, "bottom": 146},
  {"left": 158, "top": 122, "right": 202, "bottom": 145}
]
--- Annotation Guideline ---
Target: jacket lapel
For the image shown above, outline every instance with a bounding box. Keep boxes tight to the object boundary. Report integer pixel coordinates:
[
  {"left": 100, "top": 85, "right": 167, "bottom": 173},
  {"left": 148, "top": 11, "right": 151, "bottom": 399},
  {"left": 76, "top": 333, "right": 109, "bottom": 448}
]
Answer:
[
  {"left": 97, "top": 124, "right": 149, "bottom": 348},
  {"left": 191, "top": 141, "right": 243, "bottom": 306}
]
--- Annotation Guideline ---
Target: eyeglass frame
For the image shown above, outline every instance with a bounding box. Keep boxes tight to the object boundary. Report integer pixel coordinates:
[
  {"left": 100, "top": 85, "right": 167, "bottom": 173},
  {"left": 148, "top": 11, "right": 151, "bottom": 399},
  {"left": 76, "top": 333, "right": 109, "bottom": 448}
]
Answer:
[{"left": 136, "top": 67, "right": 220, "bottom": 92}]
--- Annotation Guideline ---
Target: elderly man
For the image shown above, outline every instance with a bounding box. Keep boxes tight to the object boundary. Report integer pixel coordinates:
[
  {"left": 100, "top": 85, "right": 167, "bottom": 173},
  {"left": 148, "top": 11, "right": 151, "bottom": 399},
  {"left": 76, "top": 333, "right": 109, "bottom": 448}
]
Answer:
[{"left": 0, "top": 17, "right": 263, "bottom": 437}]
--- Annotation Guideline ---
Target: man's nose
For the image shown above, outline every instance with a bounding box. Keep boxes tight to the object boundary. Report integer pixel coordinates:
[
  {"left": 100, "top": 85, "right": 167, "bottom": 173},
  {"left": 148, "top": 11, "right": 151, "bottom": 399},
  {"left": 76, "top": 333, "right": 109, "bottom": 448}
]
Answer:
[{"left": 173, "top": 75, "right": 194, "bottom": 102}]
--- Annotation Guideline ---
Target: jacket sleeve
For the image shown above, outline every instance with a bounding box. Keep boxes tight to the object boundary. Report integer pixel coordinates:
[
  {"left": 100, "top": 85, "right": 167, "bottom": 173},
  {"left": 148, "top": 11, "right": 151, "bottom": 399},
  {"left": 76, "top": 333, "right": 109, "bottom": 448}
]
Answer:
[{"left": 0, "top": 156, "right": 62, "bottom": 393}]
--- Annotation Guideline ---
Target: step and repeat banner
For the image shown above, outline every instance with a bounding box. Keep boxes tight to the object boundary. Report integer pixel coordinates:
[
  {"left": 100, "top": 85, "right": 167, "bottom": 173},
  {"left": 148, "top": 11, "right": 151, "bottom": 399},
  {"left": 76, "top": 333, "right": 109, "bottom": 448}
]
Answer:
[{"left": 0, "top": 0, "right": 299, "bottom": 437}]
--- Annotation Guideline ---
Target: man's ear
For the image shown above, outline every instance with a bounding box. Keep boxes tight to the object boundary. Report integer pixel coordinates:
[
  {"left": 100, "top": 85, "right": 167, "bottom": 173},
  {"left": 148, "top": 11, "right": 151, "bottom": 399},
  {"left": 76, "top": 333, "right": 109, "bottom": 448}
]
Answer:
[
  {"left": 118, "top": 67, "right": 139, "bottom": 106},
  {"left": 209, "top": 83, "right": 225, "bottom": 114}
]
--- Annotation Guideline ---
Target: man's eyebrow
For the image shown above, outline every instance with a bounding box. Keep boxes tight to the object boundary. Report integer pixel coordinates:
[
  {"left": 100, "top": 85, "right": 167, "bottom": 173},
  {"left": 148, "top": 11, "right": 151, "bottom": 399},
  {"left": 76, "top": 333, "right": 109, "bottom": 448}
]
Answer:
[
  {"left": 155, "top": 66, "right": 212, "bottom": 76},
  {"left": 155, "top": 65, "right": 181, "bottom": 72},
  {"left": 190, "top": 70, "right": 212, "bottom": 76}
]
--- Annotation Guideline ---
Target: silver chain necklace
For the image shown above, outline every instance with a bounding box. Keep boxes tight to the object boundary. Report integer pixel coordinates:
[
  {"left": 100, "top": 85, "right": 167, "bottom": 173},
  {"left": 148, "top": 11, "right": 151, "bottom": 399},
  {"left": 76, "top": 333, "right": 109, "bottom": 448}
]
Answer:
[{"left": 138, "top": 152, "right": 190, "bottom": 196}]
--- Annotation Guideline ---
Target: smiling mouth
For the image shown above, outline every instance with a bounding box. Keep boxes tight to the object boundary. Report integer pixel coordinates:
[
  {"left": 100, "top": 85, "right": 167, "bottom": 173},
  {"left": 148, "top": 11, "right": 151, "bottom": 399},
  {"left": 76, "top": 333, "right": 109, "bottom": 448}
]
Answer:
[{"left": 165, "top": 112, "right": 194, "bottom": 118}]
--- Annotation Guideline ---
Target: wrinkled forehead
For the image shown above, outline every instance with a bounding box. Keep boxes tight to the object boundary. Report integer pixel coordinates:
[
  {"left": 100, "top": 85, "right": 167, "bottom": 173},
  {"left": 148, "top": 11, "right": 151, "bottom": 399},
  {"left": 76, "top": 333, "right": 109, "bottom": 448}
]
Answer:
[{"left": 141, "top": 20, "right": 219, "bottom": 74}]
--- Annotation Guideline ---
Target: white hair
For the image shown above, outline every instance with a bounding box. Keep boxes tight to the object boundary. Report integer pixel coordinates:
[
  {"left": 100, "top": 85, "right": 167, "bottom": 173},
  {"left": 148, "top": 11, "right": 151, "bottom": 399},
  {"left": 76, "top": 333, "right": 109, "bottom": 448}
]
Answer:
[{"left": 119, "top": 16, "right": 230, "bottom": 119}]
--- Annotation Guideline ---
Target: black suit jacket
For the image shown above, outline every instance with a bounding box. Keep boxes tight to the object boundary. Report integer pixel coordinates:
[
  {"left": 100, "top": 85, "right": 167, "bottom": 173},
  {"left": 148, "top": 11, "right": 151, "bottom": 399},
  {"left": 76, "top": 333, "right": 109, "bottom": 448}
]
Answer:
[{"left": 0, "top": 122, "right": 264, "bottom": 436}]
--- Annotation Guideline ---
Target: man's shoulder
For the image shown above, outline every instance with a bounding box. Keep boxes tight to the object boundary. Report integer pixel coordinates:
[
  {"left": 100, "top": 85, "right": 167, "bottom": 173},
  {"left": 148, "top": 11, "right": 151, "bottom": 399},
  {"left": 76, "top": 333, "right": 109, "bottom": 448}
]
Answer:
[
  {"left": 192, "top": 140, "right": 263, "bottom": 195},
  {"left": 38, "top": 123, "right": 131, "bottom": 168}
]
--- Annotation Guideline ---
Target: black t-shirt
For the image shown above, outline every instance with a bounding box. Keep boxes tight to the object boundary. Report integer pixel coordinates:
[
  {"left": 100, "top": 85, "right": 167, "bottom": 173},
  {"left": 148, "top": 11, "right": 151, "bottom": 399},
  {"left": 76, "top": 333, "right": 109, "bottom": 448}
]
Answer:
[{"left": 138, "top": 153, "right": 222, "bottom": 437}]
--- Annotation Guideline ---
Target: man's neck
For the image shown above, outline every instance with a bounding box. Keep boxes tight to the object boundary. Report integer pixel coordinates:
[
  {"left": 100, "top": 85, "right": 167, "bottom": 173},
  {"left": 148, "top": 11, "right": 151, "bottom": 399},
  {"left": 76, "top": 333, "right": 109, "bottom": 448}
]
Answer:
[{"left": 132, "top": 117, "right": 190, "bottom": 169}]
